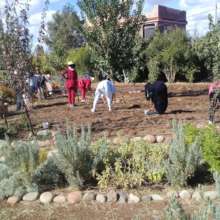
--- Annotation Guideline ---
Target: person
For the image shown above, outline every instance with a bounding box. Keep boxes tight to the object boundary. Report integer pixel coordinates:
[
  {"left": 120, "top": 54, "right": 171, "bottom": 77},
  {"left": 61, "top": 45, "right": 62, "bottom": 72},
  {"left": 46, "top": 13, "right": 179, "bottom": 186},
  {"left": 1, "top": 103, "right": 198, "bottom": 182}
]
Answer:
[
  {"left": 91, "top": 76, "right": 116, "bottom": 112},
  {"left": 78, "top": 74, "right": 92, "bottom": 102},
  {"left": 144, "top": 80, "right": 168, "bottom": 114},
  {"left": 44, "top": 74, "right": 53, "bottom": 96},
  {"left": 208, "top": 81, "right": 220, "bottom": 124},
  {"left": 62, "top": 61, "right": 78, "bottom": 108}
]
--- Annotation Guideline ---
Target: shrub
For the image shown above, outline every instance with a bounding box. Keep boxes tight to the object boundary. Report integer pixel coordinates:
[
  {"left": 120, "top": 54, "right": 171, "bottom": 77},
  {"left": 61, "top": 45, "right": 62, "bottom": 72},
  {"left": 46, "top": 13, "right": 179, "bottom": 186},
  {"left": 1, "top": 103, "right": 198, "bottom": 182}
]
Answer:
[
  {"left": 164, "top": 121, "right": 202, "bottom": 187},
  {"left": 0, "top": 140, "right": 40, "bottom": 199},
  {"left": 33, "top": 157, "right": 67, "bottom": 191},
  {"left": 97, "top": 140, "right": 168, "bottom": 189},
  {"left": 53, "top": 125, "right": 108, "bottom": 189}
]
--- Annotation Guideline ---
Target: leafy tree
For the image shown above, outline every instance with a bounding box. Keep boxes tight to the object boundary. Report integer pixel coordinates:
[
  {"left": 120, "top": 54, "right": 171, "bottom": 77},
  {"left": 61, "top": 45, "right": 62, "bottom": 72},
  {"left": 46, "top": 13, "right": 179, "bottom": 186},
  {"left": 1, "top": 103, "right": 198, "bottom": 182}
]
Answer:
[
  {"left": 193, "top": 15, "right": 220, "bottom": 81},
  {"left": 66, "top": 46, "right": 94, "bottom": 75},
  {"left": 47, "top": 4, "right": 84, "bottom": 56},
  {"left": 78, "top": 0, "right": 145, "bottom": 82},
  {"left": 146, "top": 29, "right": 196, "bottom": 83}
]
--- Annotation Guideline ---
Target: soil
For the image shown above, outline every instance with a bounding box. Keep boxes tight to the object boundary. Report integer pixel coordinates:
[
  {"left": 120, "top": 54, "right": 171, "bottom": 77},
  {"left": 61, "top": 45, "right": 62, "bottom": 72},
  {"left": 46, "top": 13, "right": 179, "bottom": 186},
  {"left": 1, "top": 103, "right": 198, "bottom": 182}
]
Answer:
[{"left": 6, "top": 82, "right": 211, "bottom": 140}]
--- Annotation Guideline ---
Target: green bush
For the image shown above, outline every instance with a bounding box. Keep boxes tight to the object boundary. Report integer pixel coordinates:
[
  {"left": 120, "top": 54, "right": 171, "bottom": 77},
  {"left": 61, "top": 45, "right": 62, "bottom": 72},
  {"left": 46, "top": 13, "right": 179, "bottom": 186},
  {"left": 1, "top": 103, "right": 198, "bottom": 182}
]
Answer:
[
  {"left": 54, "top": 125, "right": 108, "bottom": 189},
  {"left": 164, "top": 121, "right": 202, "bottom": 187},
  {"left": 97, "top": 140, "right": 168, "bottom": 189},
  {"left": 0, "top": 140, "right": 40, "bottom": 199}
]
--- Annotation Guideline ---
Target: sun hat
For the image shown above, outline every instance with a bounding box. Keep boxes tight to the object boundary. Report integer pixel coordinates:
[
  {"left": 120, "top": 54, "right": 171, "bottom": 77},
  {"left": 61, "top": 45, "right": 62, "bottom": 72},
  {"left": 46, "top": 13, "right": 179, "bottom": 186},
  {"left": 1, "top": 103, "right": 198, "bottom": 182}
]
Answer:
[{"left": 67, "top": 61, "right": 74, "bottom": 66}]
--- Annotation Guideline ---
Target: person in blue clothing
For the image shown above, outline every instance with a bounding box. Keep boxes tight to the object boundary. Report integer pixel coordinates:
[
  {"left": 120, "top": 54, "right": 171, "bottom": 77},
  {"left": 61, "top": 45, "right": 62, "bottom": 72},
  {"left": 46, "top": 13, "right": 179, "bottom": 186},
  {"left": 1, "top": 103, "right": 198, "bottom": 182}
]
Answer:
[{"left": 91, "top": 76, "right": 116, "bottom": 112}]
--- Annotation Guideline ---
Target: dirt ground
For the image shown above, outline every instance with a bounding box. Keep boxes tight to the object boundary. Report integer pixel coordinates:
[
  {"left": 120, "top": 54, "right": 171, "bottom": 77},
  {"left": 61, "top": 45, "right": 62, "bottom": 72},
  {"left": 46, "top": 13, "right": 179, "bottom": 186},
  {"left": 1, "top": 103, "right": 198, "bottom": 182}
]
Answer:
[{"left": 9, "top": 82, "right": 211, "bottom": 140}]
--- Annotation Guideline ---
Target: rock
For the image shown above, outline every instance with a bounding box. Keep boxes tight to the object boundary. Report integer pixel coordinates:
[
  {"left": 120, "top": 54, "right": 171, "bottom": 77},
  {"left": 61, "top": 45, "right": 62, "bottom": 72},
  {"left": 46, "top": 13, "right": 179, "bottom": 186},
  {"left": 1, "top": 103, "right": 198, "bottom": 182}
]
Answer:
[
  {"left": 83, "top": 191, "right": 96, "bottom": 202},
  {"left": 192, "top": 192, "right": 202, "bottom": 201},
  {"left": 40, "top": 192, "right": 53, "bottom": 204},
  {"left": 179, "top": 190, "right": 191, "bottom": 200},
  {"left": 151, "top": 194, "right": 164, "bottom": 201},
  {"left": 156, "top": 135, "right": 165, "bottom": 143},
  {"left": 128, "top": 193, "right": 140, "bottom": 204},
  {"left": 96, "top": 194, "right": 106, "bottom": 203},
  {"left": 131, "top": 137, "right": 142, "bottom": 142},
  {"left": 37, "top": 130, "right": 52, "bottom": 140},
  {"left": 23, "top": 192, "right": 39, "bottom": 201},
  {"left": 7, "top": 196, "right": 20, "bottom": 205},
  {"left": 203, "top": 191, "right": 218, "bottom": 200},
  {"left": 117, "top": 192, "right": 128, "bottom": 204},
  {"left": 67, "top": 191, "right": 82, "bottom": 204},
  {"left": 143, "top": 135, "right": 156, "bottom": 144},
  {"left": 142, "top": 195, "right": 152, "bottom": 202},
  {"left": 53, "top": 194, "right": 66, "bottom": 203},
  {"left": 107, "top": 190, "right": 118, "bottom": 202}
]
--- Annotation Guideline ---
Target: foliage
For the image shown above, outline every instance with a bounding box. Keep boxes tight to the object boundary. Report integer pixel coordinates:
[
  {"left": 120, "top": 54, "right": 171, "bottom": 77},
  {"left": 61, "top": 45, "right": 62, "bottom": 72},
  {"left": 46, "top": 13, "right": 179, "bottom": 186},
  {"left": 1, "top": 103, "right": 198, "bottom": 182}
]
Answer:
[
  {"left": 0, "top": 140, "right": 41, "bottom": 199},
  {"left": 78, "top": 0, "right": 145, "bottom": 81},
  {"left": 33, "top": 157, "right": 67, "bottom": 191},
  {"left": 146, "top": 29, "right": 197, "bottom": 83},
  {"left": 200, "top": 125, "right": 220, "bottom": 173},
  {"left": 66, "top": 46, "right": 94, "bottom": 75},
  {"left": 165, "top": 197, "right": 220, "bottom": 220},
  {"left": 97, "top": 140, "right": 168, "bottom": 189},
  {"left": 164, "top": 121, "right": 202, "bottom": 187},
  {"left": 193, "top": 15, "right": 220, "bottom": 81},
  {"left": 46, "top": 4, "right": 84, "bottom": 66},
  {"left": 53, "top": 125, "right": 108, "bottom": 189},
  {"left": 165, "top": 196, "right": 188, "bottom": 220}
]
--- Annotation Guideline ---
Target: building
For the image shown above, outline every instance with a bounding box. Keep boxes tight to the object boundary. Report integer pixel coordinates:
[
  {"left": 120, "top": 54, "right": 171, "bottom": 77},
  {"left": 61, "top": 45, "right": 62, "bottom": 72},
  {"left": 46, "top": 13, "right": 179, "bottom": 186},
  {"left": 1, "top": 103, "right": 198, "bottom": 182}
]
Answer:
[{"left": 141, "top": 5, "right": 187, "bottom": 38}]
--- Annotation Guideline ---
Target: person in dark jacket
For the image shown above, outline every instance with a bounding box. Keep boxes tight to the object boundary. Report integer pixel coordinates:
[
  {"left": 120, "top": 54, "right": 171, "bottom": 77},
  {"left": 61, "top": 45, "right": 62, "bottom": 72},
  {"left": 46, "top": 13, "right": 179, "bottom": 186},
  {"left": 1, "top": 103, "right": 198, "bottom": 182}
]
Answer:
[{"left": 144, "top": 81, "right": 168, "bottom": 114}]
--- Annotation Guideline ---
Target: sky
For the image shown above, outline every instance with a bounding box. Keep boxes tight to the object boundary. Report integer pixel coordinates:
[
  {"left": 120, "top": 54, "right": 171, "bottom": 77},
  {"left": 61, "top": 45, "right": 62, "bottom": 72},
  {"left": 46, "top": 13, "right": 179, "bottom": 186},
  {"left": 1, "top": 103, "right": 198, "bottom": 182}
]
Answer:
[{"left": 0, "top": 0, "right": 220, "bottom": 46}]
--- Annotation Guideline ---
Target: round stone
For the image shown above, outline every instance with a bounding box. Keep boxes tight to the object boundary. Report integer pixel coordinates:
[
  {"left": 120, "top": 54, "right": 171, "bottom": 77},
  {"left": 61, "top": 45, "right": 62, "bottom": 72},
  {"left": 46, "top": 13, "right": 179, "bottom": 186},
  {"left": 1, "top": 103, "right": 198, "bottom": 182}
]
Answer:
[
  {"left": 151, "top": 194, "right": 164, "bottom": 201},
  {"left": 143, "top": 135, "right": 156, "bottom": 143},
  {"left": 40, "top": 192, "right": 53, "bottom": 204},
  {"left": 107, "top": 190, "right": 117, "bottom": 202},
  {"left": 23, "top": 192, "right": 39, "bottom": 202},
  {"left": 179, "top": 190, "right": 191, "bottom": 200},
  {"left": 67, "top": 191, "right": 82, "bottom": 204},
  {"left": 53, "top": 194, "right": 66, "bottom": 203},
  {"left": 117, "top": 192, "right": 128, "bottom": 204},
  {"left": 156, "top": 135, "right": 165, "bottom": 143},
  {"left": 83, "top": 191, "right": 96, "bottom": 201},
  {"left": 142, "top": 195, "right": 152, "bottom": 202},
  {"left": 96, "top": 194, "right": 106, "bottom": 203},
  {"left": 7, "top": 196, "right": 20, "bottom": 205},
  {"left": 192, "top": 191, "right": 202, "bottom": 201},
  {"left": 203, "top": 191, "right": 218, "bottom": 200},
  {"left": 128, "top": 193, "right": 140, "bottom": 204}
]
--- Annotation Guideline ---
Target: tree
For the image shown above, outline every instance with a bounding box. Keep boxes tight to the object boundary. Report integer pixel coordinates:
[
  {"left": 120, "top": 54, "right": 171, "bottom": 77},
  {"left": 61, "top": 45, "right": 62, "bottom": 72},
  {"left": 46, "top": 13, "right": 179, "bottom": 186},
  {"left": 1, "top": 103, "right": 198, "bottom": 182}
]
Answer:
[
  {"left": 193, "top": 15, "right": 220, "bottom": 81},
  {"left": 0, "top": 0, "right": 35, "bottom": 134},
  {"left": 78, "top": 0, "right": 145, "bottom": 82},
  {"left": 47, "top": 4, "right": 84, "bottom": 56},
  {"left": 146, "top": 29, "right": 197, "bottom": 83},
  {"left": 66, "top": 46, "right": 94, "bottom": 75}
]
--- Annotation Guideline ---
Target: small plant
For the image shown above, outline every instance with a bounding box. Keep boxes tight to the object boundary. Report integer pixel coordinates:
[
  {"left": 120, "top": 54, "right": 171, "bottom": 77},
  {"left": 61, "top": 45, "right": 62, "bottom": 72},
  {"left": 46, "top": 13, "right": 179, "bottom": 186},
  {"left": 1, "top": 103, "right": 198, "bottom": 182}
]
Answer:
[
  {"left": 97, "top": 140, "right": 167, "bottom": 189},
  {"left": 164, "top": 120, "right": 202, "bottom": 187},
  {"left": 165, "top": 196, "right": 188, "bottom": 220},
  {"left": 0, "top": 140, "right": 41, "bottom": 199},
  {"left": 54, "top": 125, "right": 108, "bottom": 189}
]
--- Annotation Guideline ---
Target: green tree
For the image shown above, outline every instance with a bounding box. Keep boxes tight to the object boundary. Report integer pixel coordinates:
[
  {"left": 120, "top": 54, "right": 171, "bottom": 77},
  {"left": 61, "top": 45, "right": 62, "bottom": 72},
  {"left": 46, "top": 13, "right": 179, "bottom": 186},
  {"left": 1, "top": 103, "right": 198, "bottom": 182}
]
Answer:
[
  {"left": 66, "top": 46, "right": 94, "bottom": 75},
  {"left": 146, "top": 29, "right": 196, "bottom": 83},
  {"left": 193, "top": 15, "right": 220, "bottom": 81},
  {"left": 47, "top": 4, "right": 84, "bottom": 57},
  {"left": 78, "top": 0, "right": 144, "bottom": 82}
]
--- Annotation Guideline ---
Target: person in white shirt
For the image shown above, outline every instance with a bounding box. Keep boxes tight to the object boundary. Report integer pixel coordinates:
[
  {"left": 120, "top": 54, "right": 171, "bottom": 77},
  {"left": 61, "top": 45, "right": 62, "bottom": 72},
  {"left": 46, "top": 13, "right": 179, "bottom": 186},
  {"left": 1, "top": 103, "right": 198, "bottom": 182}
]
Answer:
[{"left": 91, "top": 78, "right": 116, "bottom": 112}]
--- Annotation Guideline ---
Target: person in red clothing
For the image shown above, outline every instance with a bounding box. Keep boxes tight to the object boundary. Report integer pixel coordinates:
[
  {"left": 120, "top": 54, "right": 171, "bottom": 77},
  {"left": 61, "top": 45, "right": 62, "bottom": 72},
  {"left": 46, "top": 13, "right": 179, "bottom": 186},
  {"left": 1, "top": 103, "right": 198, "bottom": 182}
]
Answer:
[
  {"left": 78, "top": 74, "right": 92, "bottom": 102},
  {"left": 62, "top": 62, "right": 78, "bottom": 108}
]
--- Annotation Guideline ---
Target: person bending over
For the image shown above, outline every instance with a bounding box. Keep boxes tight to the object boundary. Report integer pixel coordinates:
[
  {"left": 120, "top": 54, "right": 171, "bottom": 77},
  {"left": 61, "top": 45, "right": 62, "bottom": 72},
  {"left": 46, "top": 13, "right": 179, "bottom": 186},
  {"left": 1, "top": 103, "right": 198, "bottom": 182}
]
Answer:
[
  {"left": 91, "top": 77, "right": 116, "bottom": 112},
  {"left": 144, "top": 80, "right": 168, "bottom": 114}
]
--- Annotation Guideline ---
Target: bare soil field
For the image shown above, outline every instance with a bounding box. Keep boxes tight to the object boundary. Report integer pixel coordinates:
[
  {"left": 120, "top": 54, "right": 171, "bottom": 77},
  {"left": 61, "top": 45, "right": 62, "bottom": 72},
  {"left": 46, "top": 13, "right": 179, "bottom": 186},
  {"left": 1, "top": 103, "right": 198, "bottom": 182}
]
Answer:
[{"left": 26, "top": 82, "right": 211, "bottom": 140}]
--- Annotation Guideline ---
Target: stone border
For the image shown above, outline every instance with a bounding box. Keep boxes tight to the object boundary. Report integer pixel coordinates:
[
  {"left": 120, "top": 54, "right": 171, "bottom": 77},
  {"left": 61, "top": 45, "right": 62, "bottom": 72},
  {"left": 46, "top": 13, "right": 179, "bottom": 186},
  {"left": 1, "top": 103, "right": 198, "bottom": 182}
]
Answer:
[{"left": 5, "top": 189, "right": 219, "bottom": 206}]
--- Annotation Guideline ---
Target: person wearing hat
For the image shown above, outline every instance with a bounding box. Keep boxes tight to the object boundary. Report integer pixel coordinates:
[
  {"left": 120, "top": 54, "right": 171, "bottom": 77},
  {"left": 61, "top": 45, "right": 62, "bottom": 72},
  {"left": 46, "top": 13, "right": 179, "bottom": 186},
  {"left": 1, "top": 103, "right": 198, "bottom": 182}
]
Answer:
[
  {"left": 91, "top": 76, "right": 116, "bottom": 112},
  {"left": 62, "top": 61, "right": 78, "bottom": 107}
]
